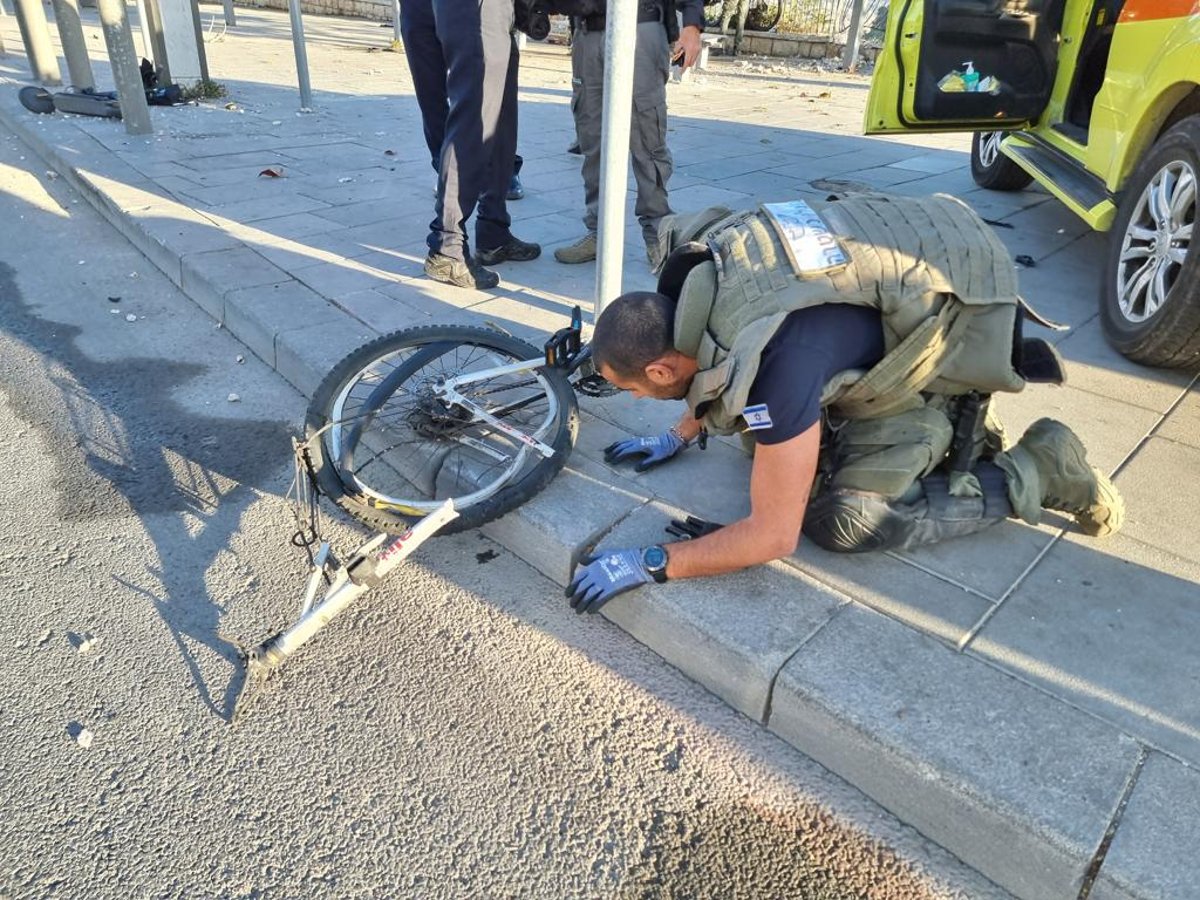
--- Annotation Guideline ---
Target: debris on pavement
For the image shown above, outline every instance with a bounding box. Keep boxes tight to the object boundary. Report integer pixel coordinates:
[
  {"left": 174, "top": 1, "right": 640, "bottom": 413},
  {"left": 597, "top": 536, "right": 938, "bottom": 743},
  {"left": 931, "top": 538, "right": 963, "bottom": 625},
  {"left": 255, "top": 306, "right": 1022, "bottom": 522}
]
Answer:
[
  {"left": 258, "top": 167, "right": 285, "bottom": 178},
  {"left": 125, "top": 313, "right": 138, "bottom": 322},
  {"left": 227, "top": 392, "right": 241, "bottom": 402},
  {"left": 1015, "top": 254, "right": 1037, "bottom": 267},
  {"left": 38, "top": 629, "right": 52, "bottom": 645}
]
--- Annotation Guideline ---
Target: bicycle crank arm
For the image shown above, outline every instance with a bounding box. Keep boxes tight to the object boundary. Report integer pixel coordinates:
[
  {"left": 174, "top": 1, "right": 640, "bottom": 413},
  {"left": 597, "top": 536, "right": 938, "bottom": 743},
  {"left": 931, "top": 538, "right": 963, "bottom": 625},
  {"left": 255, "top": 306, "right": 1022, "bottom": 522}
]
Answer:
[{"left": 232, "top": 500, "right": 458, "bottom": 723}]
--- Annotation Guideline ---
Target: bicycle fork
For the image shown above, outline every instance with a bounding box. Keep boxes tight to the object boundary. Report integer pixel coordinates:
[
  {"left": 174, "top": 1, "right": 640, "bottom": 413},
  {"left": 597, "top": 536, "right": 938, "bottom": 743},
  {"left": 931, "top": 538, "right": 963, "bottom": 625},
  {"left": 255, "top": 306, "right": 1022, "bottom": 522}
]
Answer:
[{"left": 232, "top": 500, "right": 459, "bottom": 722}]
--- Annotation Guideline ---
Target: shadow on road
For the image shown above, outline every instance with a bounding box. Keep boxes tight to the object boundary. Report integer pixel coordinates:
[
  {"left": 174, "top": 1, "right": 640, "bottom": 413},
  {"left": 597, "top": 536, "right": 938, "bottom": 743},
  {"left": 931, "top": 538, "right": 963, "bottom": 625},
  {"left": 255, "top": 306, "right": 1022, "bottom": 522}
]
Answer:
[{"left": 0, "top": 260, "right": 291, "bottom": 721}]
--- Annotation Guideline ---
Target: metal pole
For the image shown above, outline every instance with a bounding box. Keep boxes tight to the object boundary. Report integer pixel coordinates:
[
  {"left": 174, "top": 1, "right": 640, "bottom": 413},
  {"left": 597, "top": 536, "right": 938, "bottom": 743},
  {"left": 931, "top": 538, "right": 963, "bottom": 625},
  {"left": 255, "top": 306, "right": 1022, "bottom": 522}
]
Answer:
[
  {"left": 187, "top": 0, "right": 209, "bottom": 80},
  {"left": 222, "top": 0, "right": 235, "bottom": 26},
  {"left": 50, "top": 0, "right": 95, "bottom": 89},
  {"left": 96, "top": 0, "right": 153, "bottom": 134},
  {"left": 391, "top": 0, "right": 399, "bottom": 43},
  {"left": 136, "top": 0, "right": 172, "bottom": 85},
  {"left": 134, "top": 0, "right": 154, "bottom": 60},
  {"left": 594, "top": 0, "right": 638, "bottom": 318},
  {"left": 13, "top": 0, "right": 63, "bottom": 84},
  {"left": 287, "top": 0, "right": 312, "bottom": 110},
  {"left": 841, "top": 0, "right": 866, "bottom": 73},
  {"left": 0, "top": 0, "right": 9, "bottom": 56}
]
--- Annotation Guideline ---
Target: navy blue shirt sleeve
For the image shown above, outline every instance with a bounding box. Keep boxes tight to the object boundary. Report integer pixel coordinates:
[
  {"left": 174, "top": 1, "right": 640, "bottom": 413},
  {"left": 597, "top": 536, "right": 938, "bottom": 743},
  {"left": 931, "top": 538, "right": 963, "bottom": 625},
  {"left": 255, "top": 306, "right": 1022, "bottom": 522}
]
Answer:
[{"left": 743, "top": 304, "right": 885, "bottom": 445}]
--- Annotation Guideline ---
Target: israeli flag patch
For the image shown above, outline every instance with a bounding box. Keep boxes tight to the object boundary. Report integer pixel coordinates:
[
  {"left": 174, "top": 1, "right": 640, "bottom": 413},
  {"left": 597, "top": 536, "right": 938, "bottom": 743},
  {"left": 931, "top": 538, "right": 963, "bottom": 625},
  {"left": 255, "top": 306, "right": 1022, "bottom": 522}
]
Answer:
[{"left": 743, "top": 403, "right": 773, "bottom": 430}]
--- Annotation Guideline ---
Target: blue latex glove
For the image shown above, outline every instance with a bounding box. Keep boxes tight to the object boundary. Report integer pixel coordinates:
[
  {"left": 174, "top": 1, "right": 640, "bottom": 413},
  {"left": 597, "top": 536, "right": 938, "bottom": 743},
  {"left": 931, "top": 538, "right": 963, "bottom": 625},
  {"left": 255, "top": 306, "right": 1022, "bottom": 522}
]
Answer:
[
  {"left": 565, "top": 548, "right": 653, "bottom": 614},
  {"left": 603, "top": 430, "right": 686, "bottom": 472}
]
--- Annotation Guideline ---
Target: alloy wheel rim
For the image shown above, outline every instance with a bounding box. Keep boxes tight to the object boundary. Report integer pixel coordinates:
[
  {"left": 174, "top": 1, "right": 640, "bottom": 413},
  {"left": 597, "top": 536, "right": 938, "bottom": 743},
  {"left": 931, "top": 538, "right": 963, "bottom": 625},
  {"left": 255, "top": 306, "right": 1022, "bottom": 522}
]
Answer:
[
  {"left": 1117, "top": 159, "right": 1196, "bottom": 324},
  {"left": 978, "top": 131, "right": 1004, "bottom": 169}
]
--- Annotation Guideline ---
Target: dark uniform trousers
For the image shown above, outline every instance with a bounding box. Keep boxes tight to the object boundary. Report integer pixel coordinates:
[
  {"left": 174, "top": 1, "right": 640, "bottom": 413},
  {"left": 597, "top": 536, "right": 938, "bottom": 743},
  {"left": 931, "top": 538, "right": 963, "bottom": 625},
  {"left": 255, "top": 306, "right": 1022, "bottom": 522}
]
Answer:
[{"left": 400, "top": 0, "right": 518, "bottom": 259}]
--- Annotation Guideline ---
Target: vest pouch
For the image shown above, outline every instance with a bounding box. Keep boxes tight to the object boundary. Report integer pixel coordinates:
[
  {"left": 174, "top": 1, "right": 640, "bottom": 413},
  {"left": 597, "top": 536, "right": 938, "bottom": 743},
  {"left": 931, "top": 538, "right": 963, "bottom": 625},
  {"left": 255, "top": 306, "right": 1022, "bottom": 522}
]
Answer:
[
  {"left": 832, "top": 300, "right": 970, "bottom": 419},
  {"left": 686, "top": 357, "right": 735, "bottom": 419},
  {"left": 926, "top": 303, "right": 1026, "bottom": 395}
]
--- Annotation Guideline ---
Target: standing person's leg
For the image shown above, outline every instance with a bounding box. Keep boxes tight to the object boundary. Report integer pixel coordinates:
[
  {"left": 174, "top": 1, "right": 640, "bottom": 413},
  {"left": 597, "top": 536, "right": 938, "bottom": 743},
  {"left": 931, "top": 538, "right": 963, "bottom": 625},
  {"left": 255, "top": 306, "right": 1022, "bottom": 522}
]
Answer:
[
  {"left": 509, "top": 153, "right": 524, "bottom": 200},
  {"left": 398, "top": 0, "right": 447, "bottom": 171},
  {"left": 475, "top": 29, "right": 540, "bottom": 263},
  {"left": 629, "top": 20, "right": 674, "bottom": 269},
  {"left": 427, "top": 0, "right": 511, "bottom": 287},
  {"left": 554, "top": 26, "right": 604, "bottom": 264}
]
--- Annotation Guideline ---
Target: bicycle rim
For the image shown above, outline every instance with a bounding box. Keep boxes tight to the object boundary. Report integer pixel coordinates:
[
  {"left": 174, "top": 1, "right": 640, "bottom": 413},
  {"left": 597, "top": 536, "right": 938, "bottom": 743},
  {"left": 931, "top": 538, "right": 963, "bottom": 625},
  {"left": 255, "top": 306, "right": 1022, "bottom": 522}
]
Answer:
[
  {"left": 326, "top": 339, "right": 561, "bottom": 515},
  {"left": 747, "top": 0, "right": 782, "bottom": 30}
]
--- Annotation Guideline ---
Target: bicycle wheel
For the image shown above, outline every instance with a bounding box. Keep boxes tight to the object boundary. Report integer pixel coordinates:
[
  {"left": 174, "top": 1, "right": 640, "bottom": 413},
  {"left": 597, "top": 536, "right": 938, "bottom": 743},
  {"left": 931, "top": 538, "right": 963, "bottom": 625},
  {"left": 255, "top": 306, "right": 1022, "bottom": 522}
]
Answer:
[
  {"left": 746, "top": 0, "right": 782, "bottom": 31},
  {"left": 306, "top": 325, "right": 579, "bottom": 535},
  {"left": 703, "top": 0, "right": 732, "bottom": 28}
]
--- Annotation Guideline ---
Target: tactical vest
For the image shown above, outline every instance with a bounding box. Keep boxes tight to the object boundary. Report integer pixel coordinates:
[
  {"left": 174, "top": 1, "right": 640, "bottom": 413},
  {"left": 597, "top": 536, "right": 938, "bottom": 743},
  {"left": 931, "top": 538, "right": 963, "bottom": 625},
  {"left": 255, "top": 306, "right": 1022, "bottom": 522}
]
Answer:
[{"left": 663, "top": 193, "right": 1028, "bottom": 435}]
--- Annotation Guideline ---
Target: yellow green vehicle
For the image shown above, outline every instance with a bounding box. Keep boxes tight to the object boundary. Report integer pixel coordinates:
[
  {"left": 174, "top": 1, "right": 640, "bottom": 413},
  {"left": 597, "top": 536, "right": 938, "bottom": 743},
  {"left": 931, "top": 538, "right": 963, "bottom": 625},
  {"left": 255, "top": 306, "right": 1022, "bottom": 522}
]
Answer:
[{"left": 864, "top": 0, "right": 1199, "bottom": 367}]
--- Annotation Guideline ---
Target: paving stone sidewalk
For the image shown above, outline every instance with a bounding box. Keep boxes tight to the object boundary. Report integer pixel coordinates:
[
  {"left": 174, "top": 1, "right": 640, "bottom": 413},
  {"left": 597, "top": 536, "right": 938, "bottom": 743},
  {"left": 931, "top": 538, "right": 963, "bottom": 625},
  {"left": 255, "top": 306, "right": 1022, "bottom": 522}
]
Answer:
[{"left": 2, "top": 8, "right": 1198, "bottom": 898}]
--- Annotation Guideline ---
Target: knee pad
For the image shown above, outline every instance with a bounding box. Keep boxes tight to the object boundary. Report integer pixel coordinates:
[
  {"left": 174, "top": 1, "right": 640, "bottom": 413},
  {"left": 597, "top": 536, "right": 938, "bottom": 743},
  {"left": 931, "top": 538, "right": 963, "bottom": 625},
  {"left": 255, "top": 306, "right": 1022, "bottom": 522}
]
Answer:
[{"left": 803, "top": 489, "right": 911, "bottom": 554}]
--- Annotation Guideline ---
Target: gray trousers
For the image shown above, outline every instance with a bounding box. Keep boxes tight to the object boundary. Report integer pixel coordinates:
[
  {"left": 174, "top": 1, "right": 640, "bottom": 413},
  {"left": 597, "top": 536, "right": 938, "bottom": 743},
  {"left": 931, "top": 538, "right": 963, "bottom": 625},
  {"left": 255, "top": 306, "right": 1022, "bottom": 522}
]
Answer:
[{"left": 570, "top": 21, "right": 673, "bottom": 241}]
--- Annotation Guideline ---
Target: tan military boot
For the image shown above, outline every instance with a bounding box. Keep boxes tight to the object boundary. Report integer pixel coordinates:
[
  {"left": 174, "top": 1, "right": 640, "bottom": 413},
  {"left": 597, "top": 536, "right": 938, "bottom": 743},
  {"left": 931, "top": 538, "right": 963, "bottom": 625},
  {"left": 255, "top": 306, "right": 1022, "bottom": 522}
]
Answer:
[
  {"left": 1009, "top": 418, "right": 1124, "bottom": 537},
  {"left": 554, "top": 233, "right": 597, "bottom": 264}
]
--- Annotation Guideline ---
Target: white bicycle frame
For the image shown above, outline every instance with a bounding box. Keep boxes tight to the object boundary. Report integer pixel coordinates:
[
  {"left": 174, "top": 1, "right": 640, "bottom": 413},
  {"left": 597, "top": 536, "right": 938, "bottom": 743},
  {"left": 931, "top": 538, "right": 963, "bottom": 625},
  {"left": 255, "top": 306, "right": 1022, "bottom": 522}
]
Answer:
[
  {"left": 437, "top": 358, "right": 560, "bottom": 459},
  {"left": 234, "top": 500, "right": 458, "bottom": 721},
  {"left": 233, "top": 339, "right": 598, "bottom": 720}
]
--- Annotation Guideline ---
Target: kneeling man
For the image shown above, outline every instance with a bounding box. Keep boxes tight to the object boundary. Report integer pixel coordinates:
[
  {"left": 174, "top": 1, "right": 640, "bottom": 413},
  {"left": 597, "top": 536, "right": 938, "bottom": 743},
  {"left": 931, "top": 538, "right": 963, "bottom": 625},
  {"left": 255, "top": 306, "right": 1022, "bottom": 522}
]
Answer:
[{"left": 566, "top": 193, "right": 1123, "bottom": 612}]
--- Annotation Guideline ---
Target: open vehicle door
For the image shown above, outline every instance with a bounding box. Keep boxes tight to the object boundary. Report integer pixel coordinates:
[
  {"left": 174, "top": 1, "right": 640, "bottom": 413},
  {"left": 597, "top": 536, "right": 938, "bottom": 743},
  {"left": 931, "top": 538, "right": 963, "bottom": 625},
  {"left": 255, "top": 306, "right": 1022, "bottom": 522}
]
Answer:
[{"left": 864, "top": 0, "right": 1067, "bottom": 133}]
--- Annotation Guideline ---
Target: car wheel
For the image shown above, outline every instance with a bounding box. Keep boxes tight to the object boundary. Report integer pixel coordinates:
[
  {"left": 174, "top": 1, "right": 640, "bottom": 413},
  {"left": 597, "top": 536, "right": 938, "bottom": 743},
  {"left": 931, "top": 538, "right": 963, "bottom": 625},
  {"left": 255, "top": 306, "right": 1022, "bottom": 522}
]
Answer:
[
  {"left": 1102, "top": 116, "right": 1200, "bottom": 368},
  {"left": 970, "top": 132, "right": 1033, "bottom": 191}
]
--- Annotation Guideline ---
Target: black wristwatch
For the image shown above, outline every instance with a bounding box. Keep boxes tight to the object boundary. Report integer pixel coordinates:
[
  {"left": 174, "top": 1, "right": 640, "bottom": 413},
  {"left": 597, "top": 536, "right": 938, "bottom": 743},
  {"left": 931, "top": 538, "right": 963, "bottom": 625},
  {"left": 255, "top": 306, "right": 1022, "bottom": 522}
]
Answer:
[{"left": 642, "top": 545, "right": 669, "bottom": 584}]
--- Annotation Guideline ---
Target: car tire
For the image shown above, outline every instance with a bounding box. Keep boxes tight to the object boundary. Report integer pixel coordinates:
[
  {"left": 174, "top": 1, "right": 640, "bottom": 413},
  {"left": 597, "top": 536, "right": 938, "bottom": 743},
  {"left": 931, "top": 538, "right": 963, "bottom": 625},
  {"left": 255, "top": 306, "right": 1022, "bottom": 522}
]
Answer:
[
  {"left": 1101, "top": 116, "right": 1200, "bottom": 368},
  {"left": 970, "top": 132, "right": 1033, "bottom": 191}
]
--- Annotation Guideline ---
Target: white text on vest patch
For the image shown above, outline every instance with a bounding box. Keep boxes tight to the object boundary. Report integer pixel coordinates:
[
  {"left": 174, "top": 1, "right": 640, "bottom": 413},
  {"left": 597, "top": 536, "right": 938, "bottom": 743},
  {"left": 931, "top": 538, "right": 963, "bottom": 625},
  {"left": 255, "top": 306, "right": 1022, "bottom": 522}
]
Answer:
[{"left": 743, "top": 404, "right": 773, "bottom": 430}]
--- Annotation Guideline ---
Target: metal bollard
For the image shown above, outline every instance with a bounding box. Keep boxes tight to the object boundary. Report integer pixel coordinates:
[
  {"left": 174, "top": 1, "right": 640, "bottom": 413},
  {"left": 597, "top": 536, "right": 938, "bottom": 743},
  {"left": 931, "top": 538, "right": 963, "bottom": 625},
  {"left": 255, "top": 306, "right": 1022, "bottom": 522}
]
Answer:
[
  {"left": 288, "top": 0, "right": 313, "bottom": 110},
  {"left": 50, "top": 0, "right": 95, "bottom": 90},
  {"left": 841, "top": 0, "right": 866, "bottom": 73},
  {"left": 13, "top": 0, "right": 64, "bottom": 84},
  {"left": 97, "top": 0, "right": 153, "bottom": 134}
]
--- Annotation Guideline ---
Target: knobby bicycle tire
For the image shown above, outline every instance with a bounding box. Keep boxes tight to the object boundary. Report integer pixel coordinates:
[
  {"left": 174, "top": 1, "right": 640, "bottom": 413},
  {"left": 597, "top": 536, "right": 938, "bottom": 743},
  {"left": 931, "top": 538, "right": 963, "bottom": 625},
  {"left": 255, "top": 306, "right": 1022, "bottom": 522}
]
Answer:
[
  {"left": 746, "top": 0, "right": 782, "bottom": 32},
  {"left": 703, "top": 0, "right": 783, "bottom": 32},
  {"left": 305, "top": 325, "right": 579, "bottom": 535}
]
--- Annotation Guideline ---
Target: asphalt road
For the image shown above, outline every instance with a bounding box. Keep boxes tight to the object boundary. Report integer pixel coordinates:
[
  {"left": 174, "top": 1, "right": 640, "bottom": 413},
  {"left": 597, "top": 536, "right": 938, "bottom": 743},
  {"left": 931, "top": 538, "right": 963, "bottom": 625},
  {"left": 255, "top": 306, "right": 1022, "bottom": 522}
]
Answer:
[{"left": 0, "top": 124, "right": 1005, "bottom": 900}]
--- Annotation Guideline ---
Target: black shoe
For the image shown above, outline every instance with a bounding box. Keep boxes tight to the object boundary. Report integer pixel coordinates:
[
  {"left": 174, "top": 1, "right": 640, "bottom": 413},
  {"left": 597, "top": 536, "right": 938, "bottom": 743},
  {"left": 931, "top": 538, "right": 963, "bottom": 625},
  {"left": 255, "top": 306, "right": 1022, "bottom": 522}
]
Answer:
[
  {"left": 476, "top": 236, "right": 542, "bottom": 266},
  {"left": 567, "top": 140, "right": 582, "bottom": 155},
  {"left": 424, "top": 252, "right": 499, "bottom": 290},
  {"left": 507, "top": 173, "right": 525, "bottom": 201},
  {"left": 465, "top": 254, "right": 503, "bottom": 288}
]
